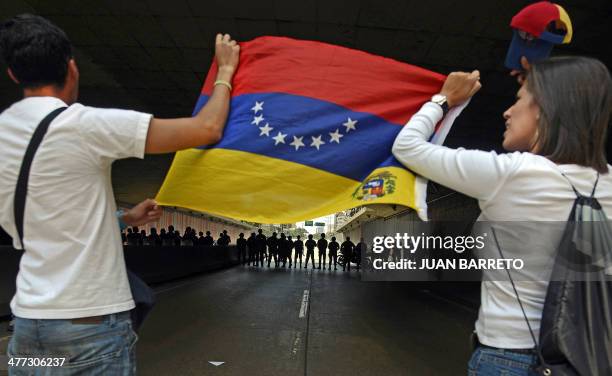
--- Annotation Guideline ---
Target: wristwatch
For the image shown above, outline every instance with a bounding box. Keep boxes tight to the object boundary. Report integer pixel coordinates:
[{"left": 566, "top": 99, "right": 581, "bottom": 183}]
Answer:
[{"left": 431, "top": 94, "right": 449, "bottom": 116}]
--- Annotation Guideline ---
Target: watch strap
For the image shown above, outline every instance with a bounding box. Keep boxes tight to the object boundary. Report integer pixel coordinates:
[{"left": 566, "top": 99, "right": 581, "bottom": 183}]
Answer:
[{"left": 431, "top": 100, "right": 449, "bottom": 117}]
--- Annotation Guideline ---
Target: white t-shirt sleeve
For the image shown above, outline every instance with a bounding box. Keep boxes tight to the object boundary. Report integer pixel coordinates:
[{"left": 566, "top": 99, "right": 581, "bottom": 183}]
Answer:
[
  {"left": 392, "top": 102, "right": 521, "bottom": 201},
  {"left": 76, "top": 106, "right": 152, "bottom": 165}
]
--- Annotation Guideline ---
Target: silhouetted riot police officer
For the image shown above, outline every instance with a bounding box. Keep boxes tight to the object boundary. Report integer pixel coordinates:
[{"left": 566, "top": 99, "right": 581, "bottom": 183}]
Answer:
[
  {"left": 293, "top": 235, "right": 304, "bottom": 268},
  {"left": 355, "top": 237, "right": 366, "bottom": 270},
  {"left": 341, "top": 237, "right": 355, "bottom": 271},
  {"left": 202, "top": 231, "right": 214, "bottom": 246},
  {"left": 317, "top": 233, "right": 328, "bottom": 270},
  {"left": 305, "top": 234, "right": 316, "bottom": 269},
  {"left": 216, "top": 232, "right": 225, "bottom": 246},
  {"left": 247, "top": 232, "right": 257, "bottom": 266},
  {"left": 255, "top": 229, "right": 267, "bottom": 267},
  {"left": 286, "top": 236, "right": 294, "bottom": 268},
  {"left": 278, "top": 233, "right": 289, "bottom": 267},
  {"left": 267, "top": 232, "right": 279, "bottom": 267},
  {"left": 237, "top": 233, "right": 247, "bottom": 264},
  {"left": 222, "top": 229, "right": 231, "bottom": 245},
  {"left": 328, "top": 236, "right": 339, "bottom": 270}
]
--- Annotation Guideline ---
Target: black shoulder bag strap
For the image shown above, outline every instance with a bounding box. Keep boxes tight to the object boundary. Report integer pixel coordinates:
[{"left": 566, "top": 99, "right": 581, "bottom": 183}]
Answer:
[
  {"left": 12, "top": 106, "right": 155, "bottom": 332},
  {"left": 14, "top": 107, "right": 67, "bottom": 250}
]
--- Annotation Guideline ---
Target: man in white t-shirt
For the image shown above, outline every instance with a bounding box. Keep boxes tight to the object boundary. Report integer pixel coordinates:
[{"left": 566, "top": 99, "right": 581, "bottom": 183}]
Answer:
[{"left": 0, "top": 14, "right": 240, "bottom": 375}]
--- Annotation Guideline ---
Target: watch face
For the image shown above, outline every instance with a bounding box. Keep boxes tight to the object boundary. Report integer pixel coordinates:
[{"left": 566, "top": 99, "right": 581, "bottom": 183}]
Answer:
[{"left": 432, "top": 94, "right": 446, "bottom": 103}]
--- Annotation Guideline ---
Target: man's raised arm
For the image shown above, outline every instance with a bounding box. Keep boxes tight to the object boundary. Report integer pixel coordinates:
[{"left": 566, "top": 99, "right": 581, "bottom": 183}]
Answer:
[{"left": 145, "top": 33, "right": 240, "bottom": 154}]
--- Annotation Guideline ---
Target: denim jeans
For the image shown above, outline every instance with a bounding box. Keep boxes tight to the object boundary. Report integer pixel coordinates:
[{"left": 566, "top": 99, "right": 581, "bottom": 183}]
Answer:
[
  {"left": 7, "top": 311, "right": 137, "bottom": 376},
  {"left": 468, "top": 346, "right": 539, "bottom": 376}
]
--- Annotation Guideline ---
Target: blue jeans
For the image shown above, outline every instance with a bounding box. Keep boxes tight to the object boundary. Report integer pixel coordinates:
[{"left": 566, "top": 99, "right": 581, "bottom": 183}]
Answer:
[
  {"left": 7, "top": 311, "right": 137, "bottom": 375},
  {"left": 468, "top": 346, "right": 539, "bottom": 376}
]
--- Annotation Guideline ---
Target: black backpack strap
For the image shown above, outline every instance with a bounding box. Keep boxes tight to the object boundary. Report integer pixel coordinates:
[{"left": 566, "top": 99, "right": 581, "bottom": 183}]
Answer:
[
  {"left": 14, "top": 107, "right": 68, "bottom": 250},
  {"left": 491, "top": 227, "right": 550, "bottom": 373},
  {"left": 560, "top": 172, "right": 581, "bottom": 198},
  {"left": 560, "top": 171, "right": 600, "bottom": 199},
  {"left": 590, "top": 173, "right": 600, "bottom": 198}
]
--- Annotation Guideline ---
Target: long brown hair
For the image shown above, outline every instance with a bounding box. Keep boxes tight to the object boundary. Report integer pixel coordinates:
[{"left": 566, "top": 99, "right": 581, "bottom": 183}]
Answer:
[{"left": 527, "top": 56, "right": 611, "bottom": 173}]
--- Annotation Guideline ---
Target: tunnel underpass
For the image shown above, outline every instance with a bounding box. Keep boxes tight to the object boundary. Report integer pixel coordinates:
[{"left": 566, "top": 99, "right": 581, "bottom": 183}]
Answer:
[{"left": 1, "top": 1, "right": 610, "bottom": 375}]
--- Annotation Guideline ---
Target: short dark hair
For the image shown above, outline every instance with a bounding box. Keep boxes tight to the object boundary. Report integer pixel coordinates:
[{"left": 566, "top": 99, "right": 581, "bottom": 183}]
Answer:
[
  {"left": 527, "top": 56, "right": 611, "bottom": 173},
  {"left": 0, "top": 14, "right": 72, "bottom": 88}
]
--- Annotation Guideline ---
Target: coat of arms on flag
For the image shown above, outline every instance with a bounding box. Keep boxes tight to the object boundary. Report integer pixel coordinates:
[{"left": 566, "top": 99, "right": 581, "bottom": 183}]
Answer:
[{"left": 155, "top": 36, "right": 465, "bottom": 223}]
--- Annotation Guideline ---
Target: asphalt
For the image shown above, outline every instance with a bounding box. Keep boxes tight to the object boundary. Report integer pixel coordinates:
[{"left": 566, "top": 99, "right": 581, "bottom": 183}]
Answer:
[
  {"left": 135, "top": 265, "right": 477, "bottom": 376},
  {"left": 0, "top": 264, "right": 477, "bottom": 376}
]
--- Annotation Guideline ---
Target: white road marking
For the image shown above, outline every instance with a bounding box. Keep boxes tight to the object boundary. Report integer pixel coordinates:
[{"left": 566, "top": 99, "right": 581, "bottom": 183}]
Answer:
[
  {"left": 208, "top": 361, "right": 225, "bottom": 366},
  {"left": 299, "top": 289, "right": 309, "bottom": 318},
  {"left": 291, "top": 332, "right": 302, "bottom": 356}
]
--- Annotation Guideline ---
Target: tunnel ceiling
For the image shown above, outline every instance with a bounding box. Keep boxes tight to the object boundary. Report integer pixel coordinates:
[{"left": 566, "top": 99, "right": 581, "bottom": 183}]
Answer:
[{"left": 1, "top": 0, "right": 611, "bottom": 206}]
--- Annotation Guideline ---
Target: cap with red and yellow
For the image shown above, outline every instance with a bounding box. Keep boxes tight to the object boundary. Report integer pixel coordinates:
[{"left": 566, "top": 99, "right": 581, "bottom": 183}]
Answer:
[{"left": 505, "top": 1, "right": 573, "bottom": 70}]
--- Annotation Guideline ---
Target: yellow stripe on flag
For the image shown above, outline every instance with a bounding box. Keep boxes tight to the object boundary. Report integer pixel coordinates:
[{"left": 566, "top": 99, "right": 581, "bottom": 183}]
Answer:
[{"left": 155, "top": 148, "right": 415, "bottom": 224}]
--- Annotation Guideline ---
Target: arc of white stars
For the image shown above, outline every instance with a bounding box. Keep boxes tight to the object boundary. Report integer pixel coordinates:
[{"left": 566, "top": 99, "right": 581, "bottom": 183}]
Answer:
[
  {"left": 273, "top": 131, "right": 287, "bottom": 145},
  {"left": 290, "top": 136, "right": 305, "bottom": 151},
  {"left": 259, "top": 123, "right": 273, "bottom": 137},
  {"left": 329, "top": 129, "right": 343, "bottom": 144},
  {"left": 252, "top": 114, "right": 264, "bottom": 126},
  {"left": 343, "top": 117, "right": 357, "bottom": 132},
  {"left": 251, "top": 101, "right": 264, "bottom": 114},
  {"left": 310, "top": 135, "right": 325, "bottom": 150},
  {"left": 250, "top": 101, "right": 359, "bottom": 151}
]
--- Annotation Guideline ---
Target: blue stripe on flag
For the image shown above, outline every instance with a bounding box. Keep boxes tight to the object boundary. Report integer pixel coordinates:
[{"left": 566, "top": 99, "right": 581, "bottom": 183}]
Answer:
[{"left": 194, "top": 93, "right": 404, "bottom": 181}]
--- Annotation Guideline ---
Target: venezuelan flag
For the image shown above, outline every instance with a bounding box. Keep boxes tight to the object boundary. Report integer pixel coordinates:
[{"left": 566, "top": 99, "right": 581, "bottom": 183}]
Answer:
[{"left": 156, "top": 36, "right": 449, "bottom": 223}]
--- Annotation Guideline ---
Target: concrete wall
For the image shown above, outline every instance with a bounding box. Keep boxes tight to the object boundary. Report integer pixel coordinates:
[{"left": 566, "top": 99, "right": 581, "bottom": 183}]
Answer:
[
  {"left": 124, "top": 245, "right": 238, "bottom": 283},
  {"left": 117, "top": 205, "right": 253, "bottom": 245},
  {"left": 1, "top": 245, "right": 238, "bottom": 318}
]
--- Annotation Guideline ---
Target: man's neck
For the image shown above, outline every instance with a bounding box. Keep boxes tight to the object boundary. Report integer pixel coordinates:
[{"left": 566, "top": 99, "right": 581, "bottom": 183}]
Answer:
[{"left": 23, "top": 85, "right": 70, "bottom": 104}]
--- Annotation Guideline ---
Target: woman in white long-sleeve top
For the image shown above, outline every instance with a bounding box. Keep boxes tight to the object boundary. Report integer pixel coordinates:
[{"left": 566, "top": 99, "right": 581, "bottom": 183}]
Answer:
[{"left": 392, "top": 56, "right": 612, "bottom": 375}]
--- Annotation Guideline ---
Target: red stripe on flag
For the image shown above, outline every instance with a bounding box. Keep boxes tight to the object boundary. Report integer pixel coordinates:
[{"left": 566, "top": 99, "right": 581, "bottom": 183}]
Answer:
[{"left": 202, "top": 36, "right": 445, "bottom": 126}]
